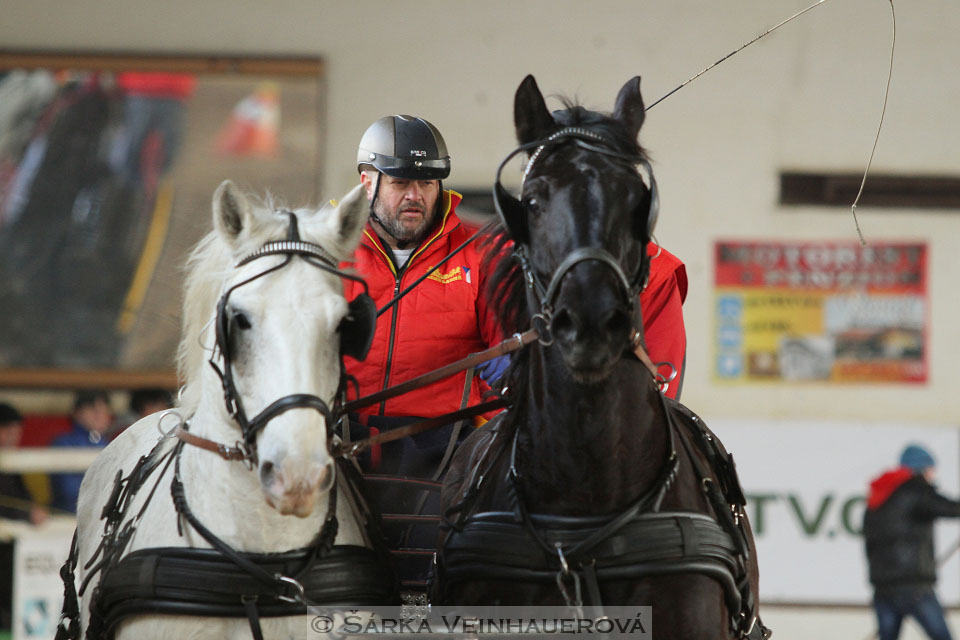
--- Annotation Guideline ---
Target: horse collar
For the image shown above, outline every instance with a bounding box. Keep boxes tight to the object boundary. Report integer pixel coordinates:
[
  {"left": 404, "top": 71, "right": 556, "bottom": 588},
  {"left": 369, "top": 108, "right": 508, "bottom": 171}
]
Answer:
[{"left": 504, "top": 394, "right": 680, "bottom": 562}]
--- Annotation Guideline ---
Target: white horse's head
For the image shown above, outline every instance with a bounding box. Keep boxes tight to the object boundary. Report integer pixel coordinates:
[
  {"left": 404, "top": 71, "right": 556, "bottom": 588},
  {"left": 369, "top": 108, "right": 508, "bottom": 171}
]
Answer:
[{"left": 177, "top": 181, "right": 369, "bottom": 517}]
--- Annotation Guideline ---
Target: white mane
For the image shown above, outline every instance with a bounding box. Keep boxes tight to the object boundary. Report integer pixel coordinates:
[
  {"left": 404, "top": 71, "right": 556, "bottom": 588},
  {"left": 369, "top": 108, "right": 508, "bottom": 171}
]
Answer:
[{"left": 70, "top": 182, "right": 373, "bottom": 639}]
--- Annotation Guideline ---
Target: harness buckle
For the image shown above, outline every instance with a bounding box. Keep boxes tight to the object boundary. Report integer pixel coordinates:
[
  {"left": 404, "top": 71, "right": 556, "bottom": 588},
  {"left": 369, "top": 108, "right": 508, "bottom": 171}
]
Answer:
[
  {"left": 532, "top": 313, "right": 554, "bottom": 346},
  {"left": 554, "top": 542, "right": 570, "bottom": 575},
  {"left": 156, "top": 411, "right": 182, "bottom": 440},
  {"left": 275, "top": 574, "right": 306, "bottom": 604},
  {"left": 731, "top": 503, "right": 742, "bottom": 526},
  {"left": 553, "top": 544, "right": 584, "bottom": 615},
  {"left": 654, "top": 361, "right": 678, "bottom": 394},
  {"left": 234, "top": 441, "right": 256, "bottom": 470}
]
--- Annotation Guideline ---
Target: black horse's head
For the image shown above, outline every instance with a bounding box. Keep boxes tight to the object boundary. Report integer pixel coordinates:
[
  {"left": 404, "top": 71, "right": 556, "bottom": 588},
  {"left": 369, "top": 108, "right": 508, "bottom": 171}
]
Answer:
[{"left": 494, "top": 75, "right": 656, "bottom": 384}]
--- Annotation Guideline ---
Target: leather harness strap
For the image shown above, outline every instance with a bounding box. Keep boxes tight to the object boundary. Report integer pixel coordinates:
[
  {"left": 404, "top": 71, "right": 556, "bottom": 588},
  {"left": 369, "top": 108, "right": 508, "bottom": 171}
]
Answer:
[
  {"left": 342, "top": 329, "right": 539, "bottom": 414},
  {"left": 174, "top": 426, "right": 249, "bottom": 462},
  {"left": 437, "top": 399, "right": 769, "bottom": 639},
  {"left": 71, "top": 437, "right": 399, "bottom": 640},
  {"left": 439, "top": 510, "right": 742, "bottom": 611},
  {"left": 630, "top": 329, "right": 660, "bottom": 380},
  {"left": 91, "top": 545, "right": 397, "bottom": 636},
  {"left": 333, "top": 399, "right": 506, "bottom": 459},
  {"left": 334, "top": 327, "right": 668, "bottom": 461}
]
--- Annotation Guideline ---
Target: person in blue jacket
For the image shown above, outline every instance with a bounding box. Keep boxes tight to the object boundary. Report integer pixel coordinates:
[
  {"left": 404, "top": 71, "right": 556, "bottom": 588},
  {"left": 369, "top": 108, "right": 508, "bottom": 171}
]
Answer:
[{"left": 49, "top": 390, "right": 112, "bottom": 513}]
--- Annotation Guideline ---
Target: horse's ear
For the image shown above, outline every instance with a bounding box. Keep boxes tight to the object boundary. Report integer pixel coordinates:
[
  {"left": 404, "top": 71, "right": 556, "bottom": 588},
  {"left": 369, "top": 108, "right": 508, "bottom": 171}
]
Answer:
[
  {"left": 213, "top": 179, "right": 261, "bottom": 242},
  {"left": 332, "top": 184, "right": 368, "bottom": 253},
  {"left": 613, "top": 76, "right": 646, "bottom": 142},
  {"left": 514, "top": 74, "right": 554, "bottom": 146}
]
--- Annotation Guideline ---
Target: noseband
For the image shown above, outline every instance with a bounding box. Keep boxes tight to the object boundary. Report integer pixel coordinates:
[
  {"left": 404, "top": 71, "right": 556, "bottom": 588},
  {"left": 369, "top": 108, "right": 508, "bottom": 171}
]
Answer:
[
  {"left": 207, "top": 212, "right": 369, "bottom": 464},
  {"left": 493, "top": 127, "right": 657, "bottom": 345}
]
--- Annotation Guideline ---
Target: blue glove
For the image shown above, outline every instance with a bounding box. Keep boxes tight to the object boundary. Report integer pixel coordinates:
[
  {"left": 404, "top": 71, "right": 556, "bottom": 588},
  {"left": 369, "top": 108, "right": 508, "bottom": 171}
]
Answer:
[{"left": 477, "top": 355, "right": 510, "bottom": 384}]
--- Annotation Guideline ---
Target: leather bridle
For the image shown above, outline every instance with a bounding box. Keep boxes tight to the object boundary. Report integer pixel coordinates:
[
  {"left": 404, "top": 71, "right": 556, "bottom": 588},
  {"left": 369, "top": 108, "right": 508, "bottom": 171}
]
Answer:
[
  {"left": 198, "top": 211, "right": 373, "bottom": 465},
  {"left": 493, "top": 127, "right": 657, "bottom": 347}
]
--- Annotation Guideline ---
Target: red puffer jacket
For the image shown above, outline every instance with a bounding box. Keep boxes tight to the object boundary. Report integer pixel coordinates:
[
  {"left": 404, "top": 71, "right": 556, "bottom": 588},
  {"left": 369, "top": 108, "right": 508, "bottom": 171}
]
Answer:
[
  {"left": 342, "top": 191, "right": 689, "bottom": 418},
  {"left": 642, "top": 243, "right": 688, "bottom": 398},
  {"left": 342, "top": 191, "right": 501, "bottom": 418}
]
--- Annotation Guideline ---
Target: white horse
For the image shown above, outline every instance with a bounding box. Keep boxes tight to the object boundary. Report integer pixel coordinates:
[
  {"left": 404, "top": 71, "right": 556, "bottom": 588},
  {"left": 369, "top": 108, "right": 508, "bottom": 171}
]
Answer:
[{"left": 62, "top": 181, "right": 389, "bottom": 639}]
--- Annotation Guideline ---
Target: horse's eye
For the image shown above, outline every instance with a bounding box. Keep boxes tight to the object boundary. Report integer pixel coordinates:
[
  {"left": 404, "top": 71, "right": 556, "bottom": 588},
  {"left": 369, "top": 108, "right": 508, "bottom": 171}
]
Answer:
[
  {"left": 233, "top": 312, "right": 252, "bottom": 331},
  {"left": 524, "top": 197, "right": 539, "bottom": 213}
]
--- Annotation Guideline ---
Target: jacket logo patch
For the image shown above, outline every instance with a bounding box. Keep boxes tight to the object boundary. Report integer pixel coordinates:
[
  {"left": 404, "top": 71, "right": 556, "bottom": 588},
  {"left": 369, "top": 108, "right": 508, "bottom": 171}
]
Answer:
[{"left": 428, "top": 266, "right": 463, "bottom": 284}]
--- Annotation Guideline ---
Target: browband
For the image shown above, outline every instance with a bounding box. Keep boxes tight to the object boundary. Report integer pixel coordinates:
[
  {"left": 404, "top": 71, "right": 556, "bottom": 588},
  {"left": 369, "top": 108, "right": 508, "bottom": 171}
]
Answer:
[{"left": 236, "top": 240, "right": 338, "bottom": 268}]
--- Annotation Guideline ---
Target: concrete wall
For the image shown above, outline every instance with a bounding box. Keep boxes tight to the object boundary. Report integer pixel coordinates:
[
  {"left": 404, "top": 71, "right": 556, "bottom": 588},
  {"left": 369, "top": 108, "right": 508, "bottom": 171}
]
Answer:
[{"left": 4, "top": 0, "right": 956, "bottom": 423}]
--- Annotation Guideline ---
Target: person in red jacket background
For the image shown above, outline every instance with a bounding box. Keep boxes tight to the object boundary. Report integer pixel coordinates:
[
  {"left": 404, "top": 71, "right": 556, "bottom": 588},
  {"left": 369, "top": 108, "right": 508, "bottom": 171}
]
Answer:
[{"left": 341, "top": 114, "right": 687, "bottom": 588}]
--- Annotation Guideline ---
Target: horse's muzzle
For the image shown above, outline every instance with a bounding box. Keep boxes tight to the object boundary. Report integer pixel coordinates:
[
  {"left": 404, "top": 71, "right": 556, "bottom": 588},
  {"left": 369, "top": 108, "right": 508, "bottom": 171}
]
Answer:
[
  {"left": 260, "top": 457, "right": 333, "bottom": 517},
  {"left": 550, "top": 269, "right": 633, "bottom": 380}
]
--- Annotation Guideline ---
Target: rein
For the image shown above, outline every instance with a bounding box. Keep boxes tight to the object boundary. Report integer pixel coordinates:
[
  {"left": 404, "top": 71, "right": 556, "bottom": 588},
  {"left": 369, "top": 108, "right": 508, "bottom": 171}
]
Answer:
[
  {"left": 342, "top": 329, "right": 539, "bottom": 414},
  {"left": 333, "top": 399, "right": 508, "bottom": 459},
  {"left": 174, "top": 425, "right": 249, "bottom": 463},
  {"left": 334, "top": 325, "right": 668, "bottom": 459}
]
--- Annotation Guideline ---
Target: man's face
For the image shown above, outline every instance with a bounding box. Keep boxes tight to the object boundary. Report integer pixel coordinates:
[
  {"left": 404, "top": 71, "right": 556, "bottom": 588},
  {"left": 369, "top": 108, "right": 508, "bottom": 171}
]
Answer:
[{"left": 361, "top": 172, "right": 441, "bottom": 248}]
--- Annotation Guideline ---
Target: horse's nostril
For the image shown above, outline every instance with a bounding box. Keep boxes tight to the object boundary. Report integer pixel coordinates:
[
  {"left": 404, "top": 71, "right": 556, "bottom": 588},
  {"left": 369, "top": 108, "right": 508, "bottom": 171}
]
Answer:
[
  {"left": 604, "top": 309, "right": 631, "bottom": 338},
  {"left": 259, "top": 460, "right": 275, "bottom": 486},
  {"left": 551, "top": 308, "right": 577, "bottom": 341}
]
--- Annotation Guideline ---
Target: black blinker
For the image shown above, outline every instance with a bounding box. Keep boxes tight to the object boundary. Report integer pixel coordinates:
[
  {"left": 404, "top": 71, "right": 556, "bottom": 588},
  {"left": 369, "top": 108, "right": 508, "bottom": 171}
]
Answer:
[
  {"left": 340, "top": 293, "right": 377, "bottom": 361},
  {"left": 216, "top": 296, "right": 232, "bottom": 360},
  {"left": 493, "top": 182, "right": 529, "bottom": 244}
]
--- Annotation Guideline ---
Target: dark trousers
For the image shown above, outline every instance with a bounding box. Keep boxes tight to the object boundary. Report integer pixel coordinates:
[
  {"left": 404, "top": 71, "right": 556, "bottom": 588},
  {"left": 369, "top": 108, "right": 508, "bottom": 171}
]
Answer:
[
  {"left": 348, "top": 415, "right": 465, "bottom": 589},
  {"left": 874, "top": 587, "right": 953, "bottom": 640}
]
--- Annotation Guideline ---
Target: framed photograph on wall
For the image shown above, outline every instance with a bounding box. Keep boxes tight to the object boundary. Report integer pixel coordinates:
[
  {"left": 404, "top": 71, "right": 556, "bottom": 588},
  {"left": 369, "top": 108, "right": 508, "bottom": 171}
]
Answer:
[{"left": 0, "top": 52, "right": 325, "bottom": 388}]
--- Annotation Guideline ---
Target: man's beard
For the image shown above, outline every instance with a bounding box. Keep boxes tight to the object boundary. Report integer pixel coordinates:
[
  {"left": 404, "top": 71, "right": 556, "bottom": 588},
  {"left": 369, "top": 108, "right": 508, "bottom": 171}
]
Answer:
[{"left": 372, "top": 197, "right": 440, "bottom": 247}]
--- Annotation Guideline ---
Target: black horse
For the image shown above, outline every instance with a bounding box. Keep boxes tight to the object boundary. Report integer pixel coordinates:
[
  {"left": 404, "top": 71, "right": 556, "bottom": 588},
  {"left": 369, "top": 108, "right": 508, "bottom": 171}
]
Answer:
[{"left": 433, "top": 75, "right": 770, "bottom": 640}]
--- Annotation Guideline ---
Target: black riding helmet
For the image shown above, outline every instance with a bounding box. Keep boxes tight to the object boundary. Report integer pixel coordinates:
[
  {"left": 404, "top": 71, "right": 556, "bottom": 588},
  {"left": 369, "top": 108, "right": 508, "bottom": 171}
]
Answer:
[
  {"left": 358, "top": 115, "right": 450, "bottom": 249},
  {"left": 356, "top": 115, "right": 450, "bottom": 180}
]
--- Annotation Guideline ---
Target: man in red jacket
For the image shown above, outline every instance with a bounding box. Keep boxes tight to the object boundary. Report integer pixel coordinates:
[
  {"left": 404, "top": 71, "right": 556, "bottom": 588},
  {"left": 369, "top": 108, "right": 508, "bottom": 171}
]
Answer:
[
  {"left": 341, "top": 114, "right": 687, "bottom": 587},
  {"left": 344, "top": 115, "right": 687, "bottom": 421}
]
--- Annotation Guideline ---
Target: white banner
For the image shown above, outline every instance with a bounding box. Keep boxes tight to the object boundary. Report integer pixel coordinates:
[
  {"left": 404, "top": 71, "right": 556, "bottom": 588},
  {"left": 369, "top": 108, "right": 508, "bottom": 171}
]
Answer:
[
  {"left": 710, "top": 419, "right": 960, "bottom": 605},
  {"left": 10, "top": 518, "right": 75, "bottom": 640}
]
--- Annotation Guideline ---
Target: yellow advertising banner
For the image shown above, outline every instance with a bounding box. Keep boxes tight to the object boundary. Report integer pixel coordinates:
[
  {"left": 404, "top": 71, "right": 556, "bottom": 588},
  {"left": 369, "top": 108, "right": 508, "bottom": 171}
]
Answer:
[{"left": 714, "top": 241, "right": 927, "bottom": 383}]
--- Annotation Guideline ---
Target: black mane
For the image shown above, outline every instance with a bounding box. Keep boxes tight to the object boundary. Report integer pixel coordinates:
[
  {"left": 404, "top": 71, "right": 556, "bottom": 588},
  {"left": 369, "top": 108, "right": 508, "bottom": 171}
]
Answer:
[{"left": 553, "top": 98, "right": 646, "bottom": 159}]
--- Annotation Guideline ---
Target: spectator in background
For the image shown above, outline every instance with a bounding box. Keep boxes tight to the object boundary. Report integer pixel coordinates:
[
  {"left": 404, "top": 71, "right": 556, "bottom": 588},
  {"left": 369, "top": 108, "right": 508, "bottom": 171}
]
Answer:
[
  {"left": 49, "top": 390, "right": 111, "bottom": 514},
  {"left": 129, "top": 387, "right": 173, "bottom": 419},
  {"left": 109, "top": 387, "right": 173, "bottom": 438},
  {"left": 0, "top": 402, "right": 47, "bottom": 524},
  {"left": 863, "top": 444, "right": 960, "bottom": 640},
  {"left": 0, "top": 402, "right": 47, "bottom": 632}
]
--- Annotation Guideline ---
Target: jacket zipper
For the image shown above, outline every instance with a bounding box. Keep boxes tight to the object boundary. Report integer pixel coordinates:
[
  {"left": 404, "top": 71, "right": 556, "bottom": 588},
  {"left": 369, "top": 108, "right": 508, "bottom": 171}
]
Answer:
[
  {"left": 378, "top": 276, "right": 402, "bottom": 416},
  {"left": 372, "top": 199, "right": 462, "bottom": 415}
]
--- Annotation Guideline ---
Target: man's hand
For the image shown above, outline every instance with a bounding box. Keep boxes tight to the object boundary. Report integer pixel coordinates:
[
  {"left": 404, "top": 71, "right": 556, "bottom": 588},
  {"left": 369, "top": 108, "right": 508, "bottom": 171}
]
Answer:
[{"left": 477, "top": 355, "right": 510, "bottom": 384}]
